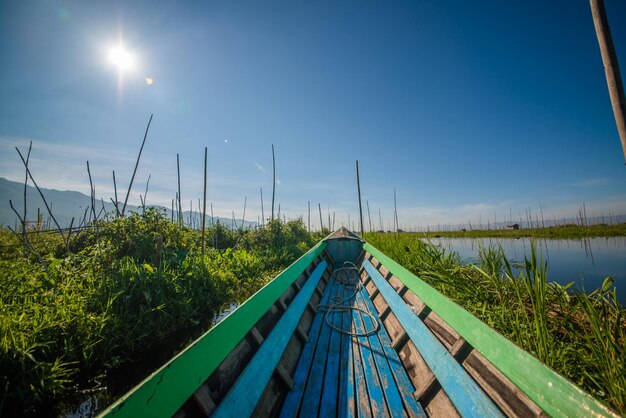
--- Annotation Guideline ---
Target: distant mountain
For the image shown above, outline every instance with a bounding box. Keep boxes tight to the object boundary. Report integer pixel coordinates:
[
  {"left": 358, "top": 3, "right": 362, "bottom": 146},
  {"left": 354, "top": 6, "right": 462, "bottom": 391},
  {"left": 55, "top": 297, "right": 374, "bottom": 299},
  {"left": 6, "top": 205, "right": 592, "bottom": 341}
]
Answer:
[{"left": 0, "top": 177, "right": 257, "bottom": 230}]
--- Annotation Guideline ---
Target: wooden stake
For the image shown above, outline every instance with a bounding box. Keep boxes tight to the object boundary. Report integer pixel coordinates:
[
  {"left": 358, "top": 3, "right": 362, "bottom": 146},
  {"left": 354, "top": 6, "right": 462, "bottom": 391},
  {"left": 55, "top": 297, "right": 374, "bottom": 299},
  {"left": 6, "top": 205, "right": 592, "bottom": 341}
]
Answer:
[
  {"left": 356, "top": 160, "right": 364, "bottom": 236},
  {"left": 590, "top": 0, "right": 626, "bottom": 162},
  {"left": 122, "top": 114, "right": 153, "bottom": 216},
  {"left": 202, "top": 147, "right": 207, "bottom": 252},
  {"left": 260, "top": 187, "right": 265, "bottom": 227},
  {"left": 271, "top": 144, "right": 276, "bottom": 220},
  {"left": 318, "top": 203, "right": 323, "bottom": 232},
  {"left": 177, "top": 153, "right": 182, "bottom": 224}
]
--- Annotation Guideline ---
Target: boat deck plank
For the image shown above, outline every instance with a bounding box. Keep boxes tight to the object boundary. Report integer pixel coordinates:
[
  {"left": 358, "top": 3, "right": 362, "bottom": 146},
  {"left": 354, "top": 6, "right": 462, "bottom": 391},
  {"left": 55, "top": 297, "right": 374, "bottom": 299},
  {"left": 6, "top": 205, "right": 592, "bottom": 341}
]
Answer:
[{"left": 280, "top": 268, "right": 425, "bottom": 417}]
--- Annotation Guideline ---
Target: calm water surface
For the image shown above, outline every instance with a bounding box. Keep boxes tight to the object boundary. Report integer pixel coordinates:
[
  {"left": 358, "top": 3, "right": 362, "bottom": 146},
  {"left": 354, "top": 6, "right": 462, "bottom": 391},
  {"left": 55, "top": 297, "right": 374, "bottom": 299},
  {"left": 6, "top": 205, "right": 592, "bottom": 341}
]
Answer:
[{"left": 427, "top": 237, "right": 626, "bottom": 303}]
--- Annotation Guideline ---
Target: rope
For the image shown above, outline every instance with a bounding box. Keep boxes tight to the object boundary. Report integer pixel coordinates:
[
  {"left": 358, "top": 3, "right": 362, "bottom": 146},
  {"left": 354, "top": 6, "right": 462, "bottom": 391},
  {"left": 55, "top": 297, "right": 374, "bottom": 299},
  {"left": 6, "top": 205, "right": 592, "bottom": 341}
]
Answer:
[{"left": 316, "top": 261, "right": 380, "bottom": 337}]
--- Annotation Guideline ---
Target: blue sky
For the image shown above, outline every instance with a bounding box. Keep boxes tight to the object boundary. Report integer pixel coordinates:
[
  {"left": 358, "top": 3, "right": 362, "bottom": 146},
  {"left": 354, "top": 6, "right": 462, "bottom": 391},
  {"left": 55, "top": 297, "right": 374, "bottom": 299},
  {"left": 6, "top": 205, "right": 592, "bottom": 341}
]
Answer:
[{"left": 1, "top": 0, "right": 625, "bottom": 230}]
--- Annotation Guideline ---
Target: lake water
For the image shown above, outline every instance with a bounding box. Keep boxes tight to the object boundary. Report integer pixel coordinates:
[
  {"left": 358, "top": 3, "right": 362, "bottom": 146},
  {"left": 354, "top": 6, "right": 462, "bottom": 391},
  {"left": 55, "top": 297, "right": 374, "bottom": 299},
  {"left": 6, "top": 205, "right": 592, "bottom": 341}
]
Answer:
[{"left": 427, "top": 237, "right": 626, "bottom": 304}]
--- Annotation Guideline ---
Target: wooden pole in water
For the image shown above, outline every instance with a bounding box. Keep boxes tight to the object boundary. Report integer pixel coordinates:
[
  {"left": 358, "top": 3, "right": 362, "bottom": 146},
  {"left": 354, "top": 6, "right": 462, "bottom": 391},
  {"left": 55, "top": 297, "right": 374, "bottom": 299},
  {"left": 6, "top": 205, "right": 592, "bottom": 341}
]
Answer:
[
  {"left": 260, "top": 187, "right": 265, "bottom": 227},
  {"left": 122, "top": 114, "right": 153, "bottom": 216},
  {"left": 393, "top": 188, "right": 399, "bottom": 233},
  {"left": 177, "top": 153, "right": 182, "bottom": 224},
  {"left": 201, "top": 147, "right": 207, "bottom": 253},
  {"left": 318, "top": 203, "right": 323, "bottom": 232},
  {"left": 271, "top": 144, "right": 276, "bottom": 220},
  {"left": 366, "top": 200, "right": 372, "bottom": 233},
  {"left": 356, "top": 160, "right": 365, "bottom": 236},
  {"left": 590, "top": 0, "right": 626, "bottom": 162}
]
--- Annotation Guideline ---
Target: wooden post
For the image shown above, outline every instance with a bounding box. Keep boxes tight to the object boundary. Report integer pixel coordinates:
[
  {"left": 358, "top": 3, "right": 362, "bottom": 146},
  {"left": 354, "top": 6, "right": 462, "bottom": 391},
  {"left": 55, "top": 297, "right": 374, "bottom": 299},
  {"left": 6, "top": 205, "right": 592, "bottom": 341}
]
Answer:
[
  {"left": 177, "top": 153, "right": 182, "bottom": 224},
  {"left": 201, "top": 147, "right": 207, "bottom": 253},
  {"left": 271, "top": 144, "right": 276, "bottom": 220},
  {"left": 356, "top": 160, "right": 364, "bottom": 236},
  {"left": 307, "top": 201, "right": 311, "bottom": 232},
  {"left": 590, "top": 0, "right": 626, "bottom": 162},
  {"left": 393, "top": 188, "right": 399, "bottom": 233},
  {"left": 318, "top": 203, "right": 323, "bottom": 232},
  {"left": 260, "top": 187, "right": 265, "bottom": 227},
  {"left": 122, "top": 114, "right": 153, "bottom": 216},
  {"left": 366, "top": 200, "right": 372, "bottom": 233}
]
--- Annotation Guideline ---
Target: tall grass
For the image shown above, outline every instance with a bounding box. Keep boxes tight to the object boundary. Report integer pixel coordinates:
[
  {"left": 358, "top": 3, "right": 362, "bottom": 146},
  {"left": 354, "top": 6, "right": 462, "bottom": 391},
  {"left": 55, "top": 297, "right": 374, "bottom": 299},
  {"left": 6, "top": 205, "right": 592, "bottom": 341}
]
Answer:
[
  {"left": 0, "top": 208, "right": 315, "bottom": 416},
  {"left": 366, "top": 233, "right": 626, "bottom": 414}
]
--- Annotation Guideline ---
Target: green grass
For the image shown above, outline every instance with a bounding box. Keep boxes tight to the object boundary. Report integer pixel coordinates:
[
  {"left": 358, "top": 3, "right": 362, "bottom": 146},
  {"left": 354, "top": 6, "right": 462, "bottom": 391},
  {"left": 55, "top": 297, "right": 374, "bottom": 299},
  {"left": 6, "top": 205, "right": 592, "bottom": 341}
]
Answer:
[
  {"left": 408, "top": 223, "right": 626, "bottom": 239},
  {"left": 0, "top": 208, "right": 316, "bottom": 416},
  {"left": 365, "top": 232, "right": 626, "bottom": 414}
]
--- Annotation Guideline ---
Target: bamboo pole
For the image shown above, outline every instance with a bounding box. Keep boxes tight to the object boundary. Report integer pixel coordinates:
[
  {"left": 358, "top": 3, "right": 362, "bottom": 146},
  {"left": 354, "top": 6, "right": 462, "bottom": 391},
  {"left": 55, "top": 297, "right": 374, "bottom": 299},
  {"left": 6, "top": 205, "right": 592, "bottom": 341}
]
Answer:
[
  {"left": 122, "top": 114, "right": 153, "bottom": 216},
  {"left": 590, "top": 0, "right": 626, "bottom": 162},
  {"left": 271, "top": 144, "right": 276, "bottom": 220},
  {"left": 177, "top": 153, "right": 182, "bottom": 224},
  {"left": 366, "top": 200, "right": 372, "bottom": 233},
  {"left": 356, "top": 160, "right": 364, "bottom": 236},
  {"left": 202, "top": 147, "right": 207, "bottom": 253},
  {"left": 318, "top": 203, "right": 323, "bottom": 232},
  {"left": 393, "top": 188, "right": 398, "bottom": 233},
  {"left": 260, "top": 187, "right": 265, "bottom": 227}
]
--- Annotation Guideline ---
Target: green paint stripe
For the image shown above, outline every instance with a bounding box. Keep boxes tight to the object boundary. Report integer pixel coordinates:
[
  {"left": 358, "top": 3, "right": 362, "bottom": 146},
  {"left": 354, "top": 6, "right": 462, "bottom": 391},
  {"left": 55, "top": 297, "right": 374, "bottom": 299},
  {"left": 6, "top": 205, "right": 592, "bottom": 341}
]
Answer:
[
  {"left": 98, "top": 241, "right": 327, "bottom": 418},
  {"left": 363, "top": 243, "right": 617, "bottom": 418}
]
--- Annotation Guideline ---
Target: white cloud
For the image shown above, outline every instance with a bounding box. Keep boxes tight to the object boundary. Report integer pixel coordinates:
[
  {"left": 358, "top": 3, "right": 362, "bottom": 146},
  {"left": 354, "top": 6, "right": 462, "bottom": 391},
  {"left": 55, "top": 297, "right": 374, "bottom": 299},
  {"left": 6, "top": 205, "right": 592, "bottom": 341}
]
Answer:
[
  {"left": 255, "top": 163, "right": 266, "bottom": 173},
  {"left": 572, "top": 178, "right": 610, "bottom": 187}
]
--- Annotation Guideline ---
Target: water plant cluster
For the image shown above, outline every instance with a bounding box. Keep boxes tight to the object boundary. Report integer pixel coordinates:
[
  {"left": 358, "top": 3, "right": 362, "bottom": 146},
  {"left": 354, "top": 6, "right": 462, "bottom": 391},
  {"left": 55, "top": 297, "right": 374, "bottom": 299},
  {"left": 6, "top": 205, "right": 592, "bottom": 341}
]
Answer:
[
  {"left": 0, "top": 208, "right": 317, "bottom": 416},
  {"left": 365, "top": 232, "right": 626, "bottom": 414}
]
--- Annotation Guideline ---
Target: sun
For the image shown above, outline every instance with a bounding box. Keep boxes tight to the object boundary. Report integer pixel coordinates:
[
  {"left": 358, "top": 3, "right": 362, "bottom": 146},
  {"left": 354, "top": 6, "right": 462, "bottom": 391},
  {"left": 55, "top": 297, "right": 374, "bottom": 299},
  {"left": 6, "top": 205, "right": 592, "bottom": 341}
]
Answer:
[{"left": 108, "top": 45, "right": 135, "bottom": 72}]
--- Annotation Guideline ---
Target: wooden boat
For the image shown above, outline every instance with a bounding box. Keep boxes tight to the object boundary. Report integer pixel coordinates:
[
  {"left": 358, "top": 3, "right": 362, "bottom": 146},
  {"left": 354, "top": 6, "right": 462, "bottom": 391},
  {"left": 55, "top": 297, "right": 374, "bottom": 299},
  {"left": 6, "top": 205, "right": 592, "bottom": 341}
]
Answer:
[{"left": 99, "top": 228, "right": 616, "bottom": 417}]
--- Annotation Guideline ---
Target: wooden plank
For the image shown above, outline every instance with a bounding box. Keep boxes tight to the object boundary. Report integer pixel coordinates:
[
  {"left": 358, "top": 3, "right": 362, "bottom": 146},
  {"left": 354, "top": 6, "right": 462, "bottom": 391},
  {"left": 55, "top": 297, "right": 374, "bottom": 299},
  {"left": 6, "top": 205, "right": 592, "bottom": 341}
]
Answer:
[
  {"left": 356, "top": 289, "right": 426, "bottom": 418},
  {"left": 351, "top": 293, "right": 389, "bottom": 417},
  {"left": 212, "top": 260, "right": 328, "bottom": 418},
  {"left": 299, "top": 281, "right": 342, "bottom": 416},
  {"left": 362, "top": 260, "right": 503, "bottom": 418},
  {"left": 351, "top": 302, "right": 373, "bottom": 418},
  {"left": 280, "top": 275, "right": 336, "bottom": 417},
  {"left": 319, "top": 282, "right": 347, "bottom": 418},
  {"left": 339, "top": 285, "right": 356, "bottom": 418}
]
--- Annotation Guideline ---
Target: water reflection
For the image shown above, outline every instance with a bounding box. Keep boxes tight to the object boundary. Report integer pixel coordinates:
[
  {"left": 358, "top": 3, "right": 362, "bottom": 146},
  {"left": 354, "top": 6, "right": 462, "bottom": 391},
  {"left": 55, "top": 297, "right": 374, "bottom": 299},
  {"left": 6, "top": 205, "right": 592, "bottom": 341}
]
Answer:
[{"left": 427, "top": 236, "right": 626, "bottom": 303}]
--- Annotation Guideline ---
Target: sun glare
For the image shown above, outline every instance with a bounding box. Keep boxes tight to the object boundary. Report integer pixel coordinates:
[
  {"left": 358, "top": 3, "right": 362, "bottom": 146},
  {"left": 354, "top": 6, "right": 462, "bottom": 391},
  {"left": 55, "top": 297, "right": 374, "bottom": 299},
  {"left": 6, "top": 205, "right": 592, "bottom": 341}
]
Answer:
[{"left": 108, "top": 46, "right": 135, "bottom": 72}]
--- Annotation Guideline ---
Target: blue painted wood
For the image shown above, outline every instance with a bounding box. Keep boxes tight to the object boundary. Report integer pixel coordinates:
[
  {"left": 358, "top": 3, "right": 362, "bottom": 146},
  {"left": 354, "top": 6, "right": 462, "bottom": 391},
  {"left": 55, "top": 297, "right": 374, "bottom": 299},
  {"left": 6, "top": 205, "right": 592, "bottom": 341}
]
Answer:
[
  {"left": 352, "top": 296, "right": 389, "bottom": 417},
  {"left": 351, "top": 301, "right": 372, "bottom": 418},
  {"left": 355, "top": 289, "right": 426, "bottom": 418},
  {"left": 339, "top": 285, "right": 356, "bottom": 418},
  {"left": 363, "top": 261, "right": 504, "bottom": 418},
  {"left": 355, "top": 289, "right": 407, "bottom": 418},
  {"left": 299, "top": 281, "right": 342, "bottom": 416},
  {"left": 212, "top": 260, "right": 328, "bottom": 418},
  {"left": 319, "top": 282, "right": 346, "bottom": 418},
  {"left": 280, "top": 274, "right": 335, "bottom": 417}
]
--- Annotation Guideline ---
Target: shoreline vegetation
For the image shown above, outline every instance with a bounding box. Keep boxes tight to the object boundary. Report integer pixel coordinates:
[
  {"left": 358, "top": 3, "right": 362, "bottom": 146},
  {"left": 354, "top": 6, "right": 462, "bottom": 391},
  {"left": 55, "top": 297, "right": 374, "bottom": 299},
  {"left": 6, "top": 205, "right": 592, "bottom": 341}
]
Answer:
[
  {"left": 393, "top": 223, "right": 626, "bottom": 239},
  {"left": 1, "top": 210, "right": 624, "bottom": 415}
]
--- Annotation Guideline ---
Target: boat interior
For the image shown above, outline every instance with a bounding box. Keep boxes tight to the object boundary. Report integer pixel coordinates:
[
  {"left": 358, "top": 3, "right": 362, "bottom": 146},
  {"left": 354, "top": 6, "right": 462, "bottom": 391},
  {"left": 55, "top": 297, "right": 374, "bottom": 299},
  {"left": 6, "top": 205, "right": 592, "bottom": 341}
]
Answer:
[{"left": 172, "top": 228, "right": 544, "bottom": 418}]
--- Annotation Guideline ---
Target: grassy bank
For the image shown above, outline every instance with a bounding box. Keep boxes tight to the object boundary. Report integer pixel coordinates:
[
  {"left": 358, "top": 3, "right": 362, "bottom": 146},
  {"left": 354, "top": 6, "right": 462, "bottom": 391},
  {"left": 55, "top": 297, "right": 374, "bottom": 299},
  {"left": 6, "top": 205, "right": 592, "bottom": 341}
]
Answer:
[
  {"left": 407, "top": 223, "right": 626, "bottom": 239},
  {"left": 365, "top": 232, "right": 626, "bottom": 414},
  {"left": 0, "top": 208, "right": 318, "bottom": 416}
]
